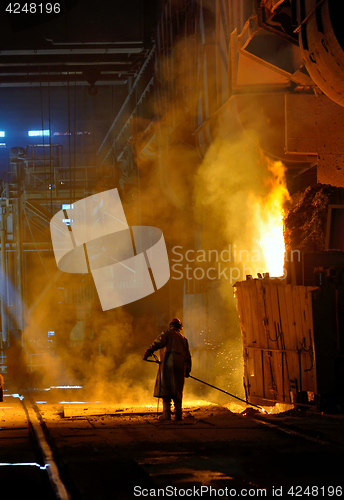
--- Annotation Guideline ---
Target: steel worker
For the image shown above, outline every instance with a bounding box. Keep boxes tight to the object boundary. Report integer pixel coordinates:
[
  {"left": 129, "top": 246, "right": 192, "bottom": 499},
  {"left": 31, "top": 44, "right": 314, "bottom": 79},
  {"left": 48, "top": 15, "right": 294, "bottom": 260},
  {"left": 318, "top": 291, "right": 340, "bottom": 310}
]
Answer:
[{"left": 143, "top": 318, "right": 192, "bottom": 421}]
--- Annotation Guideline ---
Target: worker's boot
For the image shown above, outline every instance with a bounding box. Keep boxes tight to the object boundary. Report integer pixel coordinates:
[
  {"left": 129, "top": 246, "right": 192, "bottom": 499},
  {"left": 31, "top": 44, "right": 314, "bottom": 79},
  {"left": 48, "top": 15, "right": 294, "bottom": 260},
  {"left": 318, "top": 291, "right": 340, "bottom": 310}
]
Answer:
[
  {"left": 161, "top": 398, "right": 171, "bottom": 420},
  {"left": 174, "top": 398, "right": 182, "bottom": 421}
]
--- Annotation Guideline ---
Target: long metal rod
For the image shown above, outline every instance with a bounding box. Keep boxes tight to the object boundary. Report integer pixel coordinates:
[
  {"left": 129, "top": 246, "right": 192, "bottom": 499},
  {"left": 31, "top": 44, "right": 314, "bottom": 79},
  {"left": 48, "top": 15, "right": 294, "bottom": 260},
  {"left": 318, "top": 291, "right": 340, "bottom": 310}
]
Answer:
[
  {"left": 189, "top": 375, "right": 263, "bottom": 410},
  {"left": 144, "top": 357, "right": 263, "bottom": 410}
]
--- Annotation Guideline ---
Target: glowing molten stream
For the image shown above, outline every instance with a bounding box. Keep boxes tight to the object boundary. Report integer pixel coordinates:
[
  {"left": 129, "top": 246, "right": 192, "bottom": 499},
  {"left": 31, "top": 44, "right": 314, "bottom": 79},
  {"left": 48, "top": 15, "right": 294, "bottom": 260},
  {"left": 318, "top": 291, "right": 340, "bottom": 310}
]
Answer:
[{"left": 252, "top": 161, "right": 290, "bottom": 277}]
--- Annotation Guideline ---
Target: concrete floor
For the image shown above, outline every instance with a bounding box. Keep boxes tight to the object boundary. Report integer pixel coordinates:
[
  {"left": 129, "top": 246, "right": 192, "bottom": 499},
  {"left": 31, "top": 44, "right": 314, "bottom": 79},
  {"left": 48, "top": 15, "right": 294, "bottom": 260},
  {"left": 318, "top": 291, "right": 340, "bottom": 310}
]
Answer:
[
  {"left": 1, "top": 394, "right": 344, "bottom": 499},
  {"left": 0, "top": 396, "right": 55, "bottom": 498}
]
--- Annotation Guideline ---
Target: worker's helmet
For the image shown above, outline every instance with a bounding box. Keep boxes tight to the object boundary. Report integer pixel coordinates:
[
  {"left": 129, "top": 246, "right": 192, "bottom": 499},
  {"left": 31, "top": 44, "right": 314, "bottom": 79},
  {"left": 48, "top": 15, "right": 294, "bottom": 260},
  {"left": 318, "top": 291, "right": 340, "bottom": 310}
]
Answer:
[{"left": 169, "top": 317, "right": 183, "bottom": 329}]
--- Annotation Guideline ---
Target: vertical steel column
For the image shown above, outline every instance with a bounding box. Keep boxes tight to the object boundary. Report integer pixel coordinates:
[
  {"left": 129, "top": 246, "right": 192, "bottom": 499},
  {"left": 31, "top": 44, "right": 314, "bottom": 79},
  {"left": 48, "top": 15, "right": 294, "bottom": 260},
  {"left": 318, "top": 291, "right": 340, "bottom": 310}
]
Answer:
[
  {"left": 0, "top": 212, "right": 7, "bottom": 344},
  {"left": 14, "top": 165, "right": 24, "bottom": 337}
]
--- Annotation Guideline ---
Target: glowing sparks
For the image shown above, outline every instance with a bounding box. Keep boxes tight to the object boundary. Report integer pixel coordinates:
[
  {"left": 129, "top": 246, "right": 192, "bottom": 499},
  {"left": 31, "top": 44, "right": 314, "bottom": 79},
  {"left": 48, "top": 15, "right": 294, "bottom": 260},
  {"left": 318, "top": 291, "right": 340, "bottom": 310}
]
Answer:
[
  {"left": 183, "top": 400, "right": 212, "bottom": 408},
  {"left": 264, "top": 403, "right": 293, "bottom": 414},
  {"left": 224, "top": 402, "right": 292, "bottom": 415},
  {"left": 251, "top": 160, "right": 290, "bottom": 277}
]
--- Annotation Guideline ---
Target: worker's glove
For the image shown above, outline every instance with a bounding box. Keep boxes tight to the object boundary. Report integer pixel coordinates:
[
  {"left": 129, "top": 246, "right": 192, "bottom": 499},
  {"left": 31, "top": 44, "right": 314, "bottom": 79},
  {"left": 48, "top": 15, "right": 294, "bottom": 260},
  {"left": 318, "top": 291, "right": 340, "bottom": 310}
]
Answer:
[{"left": 143, "top": 349, "right": 153, "bottom": 360}]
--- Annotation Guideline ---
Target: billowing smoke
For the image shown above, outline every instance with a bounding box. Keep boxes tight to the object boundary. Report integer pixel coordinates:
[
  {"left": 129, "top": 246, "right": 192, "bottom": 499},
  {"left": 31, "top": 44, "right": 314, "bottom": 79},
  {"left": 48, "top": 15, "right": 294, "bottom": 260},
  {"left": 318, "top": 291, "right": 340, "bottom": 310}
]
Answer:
[
  {"left": 12, "top": 6, "right": 289, "bottom": 411},
  {"left": 191, "top": 133, "right": 289, "bottom": 402}
]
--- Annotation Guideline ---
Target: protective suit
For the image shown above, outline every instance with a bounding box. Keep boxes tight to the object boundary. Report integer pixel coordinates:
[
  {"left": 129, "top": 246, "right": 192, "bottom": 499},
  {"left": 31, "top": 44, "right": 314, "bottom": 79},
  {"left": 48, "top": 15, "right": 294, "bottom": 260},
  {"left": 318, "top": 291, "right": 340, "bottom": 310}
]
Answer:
[{"left": 144, "top": 319, "right": 191, "bottom": 420}]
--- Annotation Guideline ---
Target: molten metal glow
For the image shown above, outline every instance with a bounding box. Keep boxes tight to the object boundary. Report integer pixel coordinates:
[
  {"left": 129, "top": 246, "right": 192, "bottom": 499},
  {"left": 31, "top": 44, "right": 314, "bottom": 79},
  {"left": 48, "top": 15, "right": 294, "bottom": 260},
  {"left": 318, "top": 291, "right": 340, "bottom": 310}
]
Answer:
[
  {"left": 182, "top": 399, "right": 212, "bottom": 408},
  {"left": 252, "top": 160, "right": 290, "bottom": 277},
  {"left": 264, "top": 403, "right": 293, "bottom": 414},
  {"left": 225, "top": 401, "right": 292, "bottom": 414}
]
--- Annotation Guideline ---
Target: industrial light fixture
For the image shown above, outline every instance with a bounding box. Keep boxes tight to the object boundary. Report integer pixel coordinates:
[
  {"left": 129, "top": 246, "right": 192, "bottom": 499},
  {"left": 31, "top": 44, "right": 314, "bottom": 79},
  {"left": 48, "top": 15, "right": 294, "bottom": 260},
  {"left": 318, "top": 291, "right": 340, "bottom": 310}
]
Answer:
[
  {"left": 28, "top": 130, "right": 50, "bottom": 137},
  {"left": 0, "top": 132, "right": 5, "bottom": 137}
]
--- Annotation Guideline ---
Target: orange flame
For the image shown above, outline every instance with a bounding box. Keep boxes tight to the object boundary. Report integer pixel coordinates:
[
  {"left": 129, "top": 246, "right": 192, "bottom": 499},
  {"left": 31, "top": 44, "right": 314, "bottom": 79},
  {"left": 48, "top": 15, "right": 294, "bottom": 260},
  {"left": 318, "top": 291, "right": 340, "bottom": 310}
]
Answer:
[{"left": 251, "top": 160, "right": 290, "bottom": 277}]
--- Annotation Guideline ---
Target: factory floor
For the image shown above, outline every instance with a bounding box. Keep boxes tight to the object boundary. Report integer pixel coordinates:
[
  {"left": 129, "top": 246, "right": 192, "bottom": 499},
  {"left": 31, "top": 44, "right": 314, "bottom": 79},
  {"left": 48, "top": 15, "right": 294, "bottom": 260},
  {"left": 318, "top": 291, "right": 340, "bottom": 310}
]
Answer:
[{"left": 1, "top": 392, "right": 343, "bottom": 499}]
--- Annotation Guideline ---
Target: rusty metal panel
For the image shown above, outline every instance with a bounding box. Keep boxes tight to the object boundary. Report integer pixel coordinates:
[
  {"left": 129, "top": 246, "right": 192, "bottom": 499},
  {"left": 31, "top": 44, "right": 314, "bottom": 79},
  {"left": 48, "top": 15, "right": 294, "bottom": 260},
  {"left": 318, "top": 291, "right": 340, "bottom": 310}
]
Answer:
[
  {"left": 285, "top": 93, "right": 344, "bottom": 156},
  {"left": 317, "top": 154, "right": 344, "bottom": 188},
  {"left": 235, "top": 279, "right": 318, "bottom": 406},
  {"left": 316, "top": 97, "right": 344, "bottom": 155},
  {"left": 285, "top": 93, "right": 344, "bottom": 187},
  {"left": 283, "top": 285, "right": 301, "bottom": 394},
  {"left": 295, "top": 286, "right": 317, "bottom": 393},
  {"left": 276, "top": 285, "right": 294, "bottom": 401},
  {"left": 285, "top": 94, "right": 317, "bottom": 155}
]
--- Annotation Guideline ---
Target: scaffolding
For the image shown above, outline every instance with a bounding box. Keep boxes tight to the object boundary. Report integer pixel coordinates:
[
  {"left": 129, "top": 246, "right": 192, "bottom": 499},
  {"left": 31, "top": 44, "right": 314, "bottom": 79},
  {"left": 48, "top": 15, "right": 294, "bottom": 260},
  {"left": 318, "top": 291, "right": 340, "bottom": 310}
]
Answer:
[{"left": 0, "top": 143, "right": 99, "bottom": 365}]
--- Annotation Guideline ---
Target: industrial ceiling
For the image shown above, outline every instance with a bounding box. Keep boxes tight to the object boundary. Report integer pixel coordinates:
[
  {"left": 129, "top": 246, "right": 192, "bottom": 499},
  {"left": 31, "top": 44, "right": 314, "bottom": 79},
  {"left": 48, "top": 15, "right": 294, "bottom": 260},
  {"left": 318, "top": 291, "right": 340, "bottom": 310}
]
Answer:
[{"left": 0, "top": 0, "right": 155, "bottom": 89}]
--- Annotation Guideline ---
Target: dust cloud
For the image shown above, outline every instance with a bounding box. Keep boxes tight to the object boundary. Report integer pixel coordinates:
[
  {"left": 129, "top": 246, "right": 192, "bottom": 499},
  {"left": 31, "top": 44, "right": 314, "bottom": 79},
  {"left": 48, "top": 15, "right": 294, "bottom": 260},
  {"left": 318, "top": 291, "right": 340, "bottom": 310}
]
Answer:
[
  {"left": 191, "top": 134, "right": 290, "bottom": 402},
  {"left": 10, "top": 5, "right": 289, "bottom": 411},
  {"left": 16, "top": 261, "right": 160, "bottom": 404}
]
